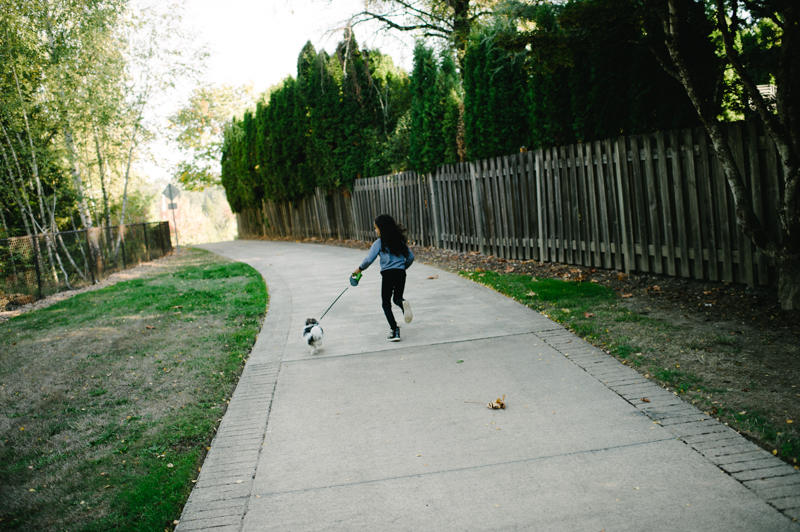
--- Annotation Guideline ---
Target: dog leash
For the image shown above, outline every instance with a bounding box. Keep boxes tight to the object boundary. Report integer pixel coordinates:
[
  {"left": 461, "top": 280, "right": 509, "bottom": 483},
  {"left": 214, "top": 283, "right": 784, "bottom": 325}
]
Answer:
[
  {"left": 318, "top": 273, "right": 362, "bottom": 322},
  {"left": 318, "top": 286, "right": 349, "bottom": 321}
]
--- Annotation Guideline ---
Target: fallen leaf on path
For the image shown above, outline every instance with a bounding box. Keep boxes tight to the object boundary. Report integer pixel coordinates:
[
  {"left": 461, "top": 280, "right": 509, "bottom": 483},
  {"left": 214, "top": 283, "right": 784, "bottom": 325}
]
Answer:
[
  {"left": 641, "top": 398, "right": 650, "bottom": 403},
  {"left": 427, "top": 275, "right": 439, "bottom": 279},
  {"left": 145, "top": 326, "right": 155, "bottom": 330},
  {"left": 621, "top": 293, "right": 633, "bottom": 298},
  {"left": 488, "top": 395, "right": 506, "bottom": 410}
]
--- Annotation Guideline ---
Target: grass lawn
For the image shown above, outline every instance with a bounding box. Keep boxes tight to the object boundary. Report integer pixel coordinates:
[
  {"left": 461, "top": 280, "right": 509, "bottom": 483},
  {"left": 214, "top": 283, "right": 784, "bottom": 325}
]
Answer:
[{"left": 0, "top": 248, "right": 267, "bottom": 531}]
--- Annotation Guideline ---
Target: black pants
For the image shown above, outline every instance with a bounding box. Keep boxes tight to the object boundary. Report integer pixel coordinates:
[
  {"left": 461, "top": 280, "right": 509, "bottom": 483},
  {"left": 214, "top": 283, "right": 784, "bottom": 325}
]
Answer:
[{"left": 380, "top": 268, "right": 406, "bottom": 330}]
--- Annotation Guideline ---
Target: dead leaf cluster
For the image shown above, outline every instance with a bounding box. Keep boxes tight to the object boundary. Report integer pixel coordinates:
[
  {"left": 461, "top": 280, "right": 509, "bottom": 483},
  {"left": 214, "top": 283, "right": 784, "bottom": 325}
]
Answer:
[
  {"left": 465, "top": 394, "right": 506, "bottom": 409},
  {"left": 488, "top": 395, "right": 506, "bottom": 409}
]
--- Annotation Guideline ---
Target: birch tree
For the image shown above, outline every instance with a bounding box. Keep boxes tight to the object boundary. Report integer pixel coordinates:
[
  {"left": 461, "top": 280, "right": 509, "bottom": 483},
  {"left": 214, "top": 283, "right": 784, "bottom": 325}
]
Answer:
[
  {"left": 640, "top": 0, "right": 799, "bottom": 308},
  {"left": 100, "top": 0, "right": 206, "bottom": 259},
  {"left": 168, "top": 83, "right": 254, "bottom": 191}
]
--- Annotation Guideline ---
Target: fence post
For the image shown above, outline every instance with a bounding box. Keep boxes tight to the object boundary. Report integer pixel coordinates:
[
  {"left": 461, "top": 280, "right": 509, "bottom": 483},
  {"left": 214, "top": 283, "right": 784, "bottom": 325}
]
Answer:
[
  {"left": 469, "top": 162, "right": 485, "bottom": 255},
  {"left": 427, "top": 172, "right": 441, "bottom": 249},
  {"left": 119, "top": 225, "right": 127, "bottom": 268},
  {"left": 85, "top": 229, "right": 96, "bottom": 284},
  {"left": 163, "top": 221, "right": 172, "bottom": 253},
  {"left": 142, "top": 223, "right": 151, "bottom": 262},
  {"left": 31, "top": 234, "right": 44, "bottom": 299}
]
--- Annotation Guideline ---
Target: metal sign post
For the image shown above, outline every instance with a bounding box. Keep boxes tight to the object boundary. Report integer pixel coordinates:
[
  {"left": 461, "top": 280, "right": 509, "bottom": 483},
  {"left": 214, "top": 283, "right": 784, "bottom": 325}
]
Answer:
[{"left": 162, "top": 184, "right": 181, "bottom": 252}]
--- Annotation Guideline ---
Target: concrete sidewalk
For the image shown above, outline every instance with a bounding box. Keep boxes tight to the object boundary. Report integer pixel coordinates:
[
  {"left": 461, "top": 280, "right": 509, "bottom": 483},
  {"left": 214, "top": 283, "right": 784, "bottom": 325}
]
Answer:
[{"left": 177, "top": 240, "right": 799, "bottom": 531}]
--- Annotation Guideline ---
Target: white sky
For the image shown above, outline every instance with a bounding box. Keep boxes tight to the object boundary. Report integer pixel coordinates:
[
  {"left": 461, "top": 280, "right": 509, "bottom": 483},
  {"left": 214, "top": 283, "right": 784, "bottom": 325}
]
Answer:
[
  {"left": 184, "top": 0, "right": 415, "bottom": 93},
  {"left": 144, "top": 0, "right": 416, "bottom": 182}
]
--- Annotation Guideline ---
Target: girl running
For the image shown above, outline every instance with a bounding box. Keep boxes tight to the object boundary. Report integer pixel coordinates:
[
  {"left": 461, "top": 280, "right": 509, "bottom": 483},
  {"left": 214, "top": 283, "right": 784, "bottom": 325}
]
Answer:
[{"left": 353, "top": 214, "right": 414, "bottom": 341}]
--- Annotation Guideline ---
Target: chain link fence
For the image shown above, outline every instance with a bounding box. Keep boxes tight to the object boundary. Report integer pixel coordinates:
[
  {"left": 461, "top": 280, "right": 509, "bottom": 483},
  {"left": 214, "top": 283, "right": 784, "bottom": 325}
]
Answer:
[{"left": 0, "top": 221, "right": 173, "bottom": 302}]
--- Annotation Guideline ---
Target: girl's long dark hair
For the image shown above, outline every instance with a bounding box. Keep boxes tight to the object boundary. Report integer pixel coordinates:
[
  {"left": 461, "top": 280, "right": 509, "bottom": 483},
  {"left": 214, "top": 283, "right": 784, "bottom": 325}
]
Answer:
[{"left": 374, "top": 214, "right": 409, "bottom": 257}]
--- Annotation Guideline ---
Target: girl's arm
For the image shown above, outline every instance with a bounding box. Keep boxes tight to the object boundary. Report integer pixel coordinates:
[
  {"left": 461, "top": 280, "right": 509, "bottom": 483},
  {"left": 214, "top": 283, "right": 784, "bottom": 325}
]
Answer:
[
  {"left": 404, "top": 247, "right": 415, "bottom": 269},
  {"left": 354, "top": 239, "right": 381, "bottom": 274}
]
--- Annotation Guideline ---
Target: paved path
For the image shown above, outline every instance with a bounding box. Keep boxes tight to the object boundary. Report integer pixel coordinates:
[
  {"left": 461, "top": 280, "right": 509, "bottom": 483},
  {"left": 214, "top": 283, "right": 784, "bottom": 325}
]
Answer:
[{"left": 176, "top": 241, "right": 800, "bottom": 531}]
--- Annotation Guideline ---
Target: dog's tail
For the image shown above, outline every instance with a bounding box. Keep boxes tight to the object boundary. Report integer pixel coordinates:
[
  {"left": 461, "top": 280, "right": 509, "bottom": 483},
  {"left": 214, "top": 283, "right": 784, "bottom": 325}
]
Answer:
[{"left": 310, "top": 325, "right": 323, "bottom": 344}]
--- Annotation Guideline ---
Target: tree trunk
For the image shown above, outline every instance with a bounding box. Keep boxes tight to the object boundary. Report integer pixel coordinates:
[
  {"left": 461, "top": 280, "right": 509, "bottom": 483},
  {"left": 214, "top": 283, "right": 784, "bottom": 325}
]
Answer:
[
  {"left": 453, "top": 0, "right": 470, "bottom": 73},
  {"left": 0, "top": 142, "right": 32, "bottom": 238},
  {"left": 650, "top": 0, "right": 800, "bottom": 309},
  {"left": 64, "top": 126, "right": 94, "bottom": 230},
  {"left": 94, "top": 129, "right": 113, "bottom": 230},
  {"left": 776, "top": 251, "right": 800, "bottom": 310},
  {"left": 114, "top": 139, "right": 136, "bottom": 260}
]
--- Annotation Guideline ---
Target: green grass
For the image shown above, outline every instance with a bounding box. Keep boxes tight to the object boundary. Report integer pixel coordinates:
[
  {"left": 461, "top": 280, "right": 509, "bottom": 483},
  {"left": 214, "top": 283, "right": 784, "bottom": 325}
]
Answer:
[
  {"left": 652, "top": 368, "right": 703, "bottom": 394},
  {"left": 727, "top": 409, "right": 800, "bottom": 459},
  {"left": 461, "top": 272, "right": 616, "bottom": 309},
  {"left": 0, "top": 248, "right": 267, "bottom": 531}
]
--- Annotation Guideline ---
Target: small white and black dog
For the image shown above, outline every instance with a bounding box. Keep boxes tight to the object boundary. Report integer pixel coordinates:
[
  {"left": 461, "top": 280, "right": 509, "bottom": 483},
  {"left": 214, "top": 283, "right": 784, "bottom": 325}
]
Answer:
[{"left": 302, "top": 318, "right": 324, "bottom": 355}]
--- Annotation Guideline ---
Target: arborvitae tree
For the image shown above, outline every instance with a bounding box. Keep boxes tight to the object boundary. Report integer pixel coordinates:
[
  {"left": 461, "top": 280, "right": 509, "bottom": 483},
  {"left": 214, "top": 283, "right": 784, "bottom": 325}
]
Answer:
[
  {"left": 335, "top": 30, "right": 375, "bottom": 188},
  {"left": 363, "top": 49, "right": 413, "bottom": 175},
  {"left": 220, "top": 117, "right": 252, "bottom": 213},
  {"left": 221, "top": 32, "right": 412, "bottom": 207},
  {"left": 497, "top": 0, "right": 708, "bottom": 148},
  {"left": 439, "top": 52, "right": 463, "bottom": 165},
  {"left": 300, "top": 49, "right": 345, "bottom": 191},
  {"left": 558, "top": 0, "right": 702, "bottom": 141},
  {"left": 255, "top": 78, "right": 310, "bottom": 202},
  {"left": 463, "top": 23, "right": 530, "bottom": 160},
  {"left": 409, "top": 43, "right": 460, "bottom": 174}
]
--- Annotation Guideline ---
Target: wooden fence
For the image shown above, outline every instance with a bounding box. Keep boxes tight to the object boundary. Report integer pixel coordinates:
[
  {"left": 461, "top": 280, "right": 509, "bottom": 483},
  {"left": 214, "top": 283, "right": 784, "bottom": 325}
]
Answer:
[{"left": 236, "top": 119, "right": 783, "bottom": 287}]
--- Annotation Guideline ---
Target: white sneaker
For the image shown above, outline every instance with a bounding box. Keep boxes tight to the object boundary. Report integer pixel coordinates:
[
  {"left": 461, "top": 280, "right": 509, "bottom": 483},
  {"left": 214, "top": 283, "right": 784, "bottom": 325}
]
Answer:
[{"left": 403, "top": 300, "right": 413, "bottom": 323}]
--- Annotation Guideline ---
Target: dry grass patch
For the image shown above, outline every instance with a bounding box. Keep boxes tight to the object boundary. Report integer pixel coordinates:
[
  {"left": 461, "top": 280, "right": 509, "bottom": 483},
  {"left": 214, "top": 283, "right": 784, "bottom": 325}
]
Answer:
[{"left": 0, "top": 248, "right": 267, "bottom": 531}]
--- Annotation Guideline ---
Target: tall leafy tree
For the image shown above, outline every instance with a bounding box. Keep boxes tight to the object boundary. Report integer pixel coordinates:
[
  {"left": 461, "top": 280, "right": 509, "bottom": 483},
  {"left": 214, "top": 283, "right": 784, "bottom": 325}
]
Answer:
[
  {"left": 641, "top": 0, "right": 799, "bottom": 309},
  {"left": 169, "top": 83, "right": 254, "bottom": 191}
]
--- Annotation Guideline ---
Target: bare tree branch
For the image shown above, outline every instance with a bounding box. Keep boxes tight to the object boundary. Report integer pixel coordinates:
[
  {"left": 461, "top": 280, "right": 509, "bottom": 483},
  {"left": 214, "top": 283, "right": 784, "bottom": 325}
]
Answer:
[{"left": 351, "top": 10, "right": 451, "bottom": 37}]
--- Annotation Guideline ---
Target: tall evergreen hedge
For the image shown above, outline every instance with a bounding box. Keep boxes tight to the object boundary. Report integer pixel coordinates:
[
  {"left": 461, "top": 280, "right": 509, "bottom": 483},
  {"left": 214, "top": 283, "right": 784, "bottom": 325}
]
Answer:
[
  {"left": 408, "top": 43, "right": 461, "bottom": 175},
  {"left": 221, "top": 3, "right": 732, "bottom": 214},
  {"left": 221, "top": 33, "right": 411, "bottom": 212}
]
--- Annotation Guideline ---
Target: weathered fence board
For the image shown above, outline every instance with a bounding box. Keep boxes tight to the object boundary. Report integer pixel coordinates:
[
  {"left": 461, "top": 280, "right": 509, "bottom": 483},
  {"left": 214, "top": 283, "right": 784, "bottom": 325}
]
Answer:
[{"left": 236, "top": 119, "right": 782, "bottom": 288}]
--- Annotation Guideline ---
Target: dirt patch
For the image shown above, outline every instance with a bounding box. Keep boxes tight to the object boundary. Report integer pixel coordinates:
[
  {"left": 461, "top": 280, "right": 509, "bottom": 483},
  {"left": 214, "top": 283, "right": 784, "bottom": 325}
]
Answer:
[
  {"left": 0, "top": 248, "right": 267, "bottom": 530},
  {"left": 267, "top": 236, "right": 800, "bottom": 464}
]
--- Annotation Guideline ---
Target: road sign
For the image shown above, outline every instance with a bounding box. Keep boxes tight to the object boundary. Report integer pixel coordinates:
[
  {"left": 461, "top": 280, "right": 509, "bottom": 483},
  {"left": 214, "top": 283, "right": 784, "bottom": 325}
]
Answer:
[
  {"left": 162, "top": 184, "right": 181, "bottom": 200},
  {"left": 161, "top": 184, "right": 180, "bottom": 251}
]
